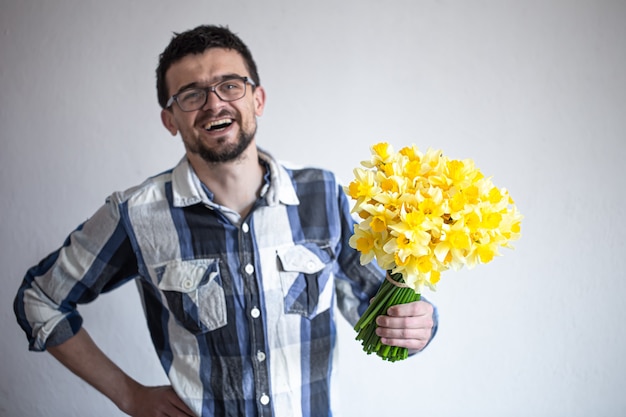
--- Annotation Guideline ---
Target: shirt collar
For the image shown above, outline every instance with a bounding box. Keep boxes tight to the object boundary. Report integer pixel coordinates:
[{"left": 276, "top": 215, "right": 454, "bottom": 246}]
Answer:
[{"left": 170, "top": 148, "right": 300, "bottom": 208}]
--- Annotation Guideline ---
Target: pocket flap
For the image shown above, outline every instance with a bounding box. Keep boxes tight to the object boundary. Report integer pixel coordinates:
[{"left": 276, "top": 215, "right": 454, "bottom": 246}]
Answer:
[
  {"left": 277, "top": 245, "right": 326, "bottom": 274},
  {"left": 157, "top": 259, "right": 219, "bottom": 293}
]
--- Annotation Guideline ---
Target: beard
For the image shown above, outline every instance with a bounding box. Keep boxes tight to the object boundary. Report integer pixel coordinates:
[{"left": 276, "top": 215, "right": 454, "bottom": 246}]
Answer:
[
  {"left": 187, "top": 118, "right": 257, "bottom": 164},
  {"left": 198, "top": 127, "right": 255, "bottom": 163}
]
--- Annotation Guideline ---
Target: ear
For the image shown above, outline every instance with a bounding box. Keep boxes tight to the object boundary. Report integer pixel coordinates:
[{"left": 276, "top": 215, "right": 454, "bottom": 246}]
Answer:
[
  {"left": 253, "top": 86, "right": 266, "bottom": 117},
  {"left": 161, "top": 109, "right": 178, "bottom": 136}
]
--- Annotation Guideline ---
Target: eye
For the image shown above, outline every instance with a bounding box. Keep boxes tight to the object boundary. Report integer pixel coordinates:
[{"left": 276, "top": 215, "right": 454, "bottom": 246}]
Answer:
[
  {"left": 179, "top": 89, "right": 205, "bottom": 104},
  {"left": 219, "top": 80, "right": 244, "bottom": 91}
]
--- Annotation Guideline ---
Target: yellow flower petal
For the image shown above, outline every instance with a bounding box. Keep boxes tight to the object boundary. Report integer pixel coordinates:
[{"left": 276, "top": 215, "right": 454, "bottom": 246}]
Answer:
[{"left": 347, "top": 142, "right": 522, "bottom": 294}]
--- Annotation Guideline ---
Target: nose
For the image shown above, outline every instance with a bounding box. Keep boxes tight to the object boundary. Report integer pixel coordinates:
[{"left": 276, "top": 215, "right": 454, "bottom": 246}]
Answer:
[{"left": 202, "top": 89, "right": 224, "bottom": 111}]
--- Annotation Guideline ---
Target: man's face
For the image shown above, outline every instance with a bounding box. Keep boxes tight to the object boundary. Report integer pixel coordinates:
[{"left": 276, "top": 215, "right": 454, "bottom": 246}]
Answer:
[{"left": 161, "top": 48, "right": 265, "bottom": 163}]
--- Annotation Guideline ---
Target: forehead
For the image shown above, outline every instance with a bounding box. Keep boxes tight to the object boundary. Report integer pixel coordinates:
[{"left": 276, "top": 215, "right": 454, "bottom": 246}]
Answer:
[{"left": 165, "top": 48, "right": 249, "bottom": 94}]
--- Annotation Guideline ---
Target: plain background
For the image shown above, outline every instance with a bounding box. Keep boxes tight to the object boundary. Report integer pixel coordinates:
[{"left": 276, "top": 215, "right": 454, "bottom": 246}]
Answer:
[{"left": 2, "top": 1, "right": 625, "bottom": 416}]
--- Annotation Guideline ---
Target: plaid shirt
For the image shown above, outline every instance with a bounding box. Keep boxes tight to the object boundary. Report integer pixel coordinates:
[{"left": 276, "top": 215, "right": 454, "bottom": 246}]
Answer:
[{"left": 14, "top": 149, "right": 403, "bottom": 416}]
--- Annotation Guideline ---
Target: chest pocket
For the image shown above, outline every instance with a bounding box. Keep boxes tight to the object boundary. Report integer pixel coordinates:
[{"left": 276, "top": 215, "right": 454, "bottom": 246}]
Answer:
[
  {"left": 277, "top": 243, "right": 334, "bottom": 319},
  {"left": 156, "top": 259, "right": 227, "bottom": 334}
]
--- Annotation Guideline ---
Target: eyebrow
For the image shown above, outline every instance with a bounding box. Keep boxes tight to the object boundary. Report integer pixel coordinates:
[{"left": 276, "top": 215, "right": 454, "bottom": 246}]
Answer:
[{"left": 174, "top": 74, "right": 246, "bottom": 95}]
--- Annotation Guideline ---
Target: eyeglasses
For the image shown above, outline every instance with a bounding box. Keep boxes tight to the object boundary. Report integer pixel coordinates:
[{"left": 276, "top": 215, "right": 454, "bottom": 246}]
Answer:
[{"left": 166, "top": 76, "right": 256, "bottom": 111}]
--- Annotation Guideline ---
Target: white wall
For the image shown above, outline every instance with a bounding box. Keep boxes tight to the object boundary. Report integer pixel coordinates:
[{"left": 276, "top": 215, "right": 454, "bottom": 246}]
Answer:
[{"left": 2, "top": 1, "right": 625, "bottom": 416}]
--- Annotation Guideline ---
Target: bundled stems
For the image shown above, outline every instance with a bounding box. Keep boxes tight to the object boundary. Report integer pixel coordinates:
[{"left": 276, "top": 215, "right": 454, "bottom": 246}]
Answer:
[{"left": 354, "top": 271, "right": 421, "bottom": 362}]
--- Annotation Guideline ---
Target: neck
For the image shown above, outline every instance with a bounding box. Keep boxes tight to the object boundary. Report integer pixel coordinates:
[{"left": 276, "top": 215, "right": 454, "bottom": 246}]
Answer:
[{"left": 189, "top": 146, "right": 265, "bottom": 217}]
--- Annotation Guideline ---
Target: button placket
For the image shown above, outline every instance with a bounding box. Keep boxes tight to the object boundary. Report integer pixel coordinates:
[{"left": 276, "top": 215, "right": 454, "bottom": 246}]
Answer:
[{"left": 238, "top": 216, "right": 271, "bottom": 413}]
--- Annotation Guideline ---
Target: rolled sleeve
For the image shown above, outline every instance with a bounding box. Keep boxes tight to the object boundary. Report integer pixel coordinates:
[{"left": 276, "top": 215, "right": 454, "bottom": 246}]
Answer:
[{"left": 14, "top": 195, "right": 139, "bottom": 351}]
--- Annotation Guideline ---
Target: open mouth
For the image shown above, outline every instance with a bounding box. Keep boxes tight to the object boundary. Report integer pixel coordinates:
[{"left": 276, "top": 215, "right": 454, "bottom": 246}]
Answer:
[{"left": 205, "top": 118, "right": 234, "bottom": 132}]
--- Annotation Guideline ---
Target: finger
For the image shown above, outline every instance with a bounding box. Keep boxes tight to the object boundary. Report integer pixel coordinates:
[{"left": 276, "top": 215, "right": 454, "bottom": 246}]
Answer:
[
  {"left": 376, "top": 314, "right": 433, "bottom": 330},
  {"left": 380, "top": 338, "right": 428, "bottom": 351},
  {"left": 170, "top": 402, "right": 195, "bottom": 417},
  {"left": 376, "top": 325, "right": 432, "bottom": 350},
  {"left": 386, "top": 300, "right": 433, "bottom": 317},
  {"left": 165, "top": 391, "right": 195, "bottom": 416},
  {"left": 377, "top": 331, "right": 430, "bottom": 350},
  {"left": 376, "top": 326, "right": 431, "bottom": 341}
]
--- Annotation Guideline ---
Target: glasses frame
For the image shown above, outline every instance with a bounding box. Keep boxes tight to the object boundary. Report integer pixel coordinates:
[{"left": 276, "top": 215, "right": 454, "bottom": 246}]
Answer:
[{"left": 166, "top": 76, "right": 256, "bottom": 111}]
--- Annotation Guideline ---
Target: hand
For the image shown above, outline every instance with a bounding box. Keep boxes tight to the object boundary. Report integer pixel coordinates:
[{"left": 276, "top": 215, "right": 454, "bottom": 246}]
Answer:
[
  {"left": 124, "top": 385, "right": 196, "bottom": 417},
  {"left": 375, "top": 300, "right": 435, "bottom": 353}
]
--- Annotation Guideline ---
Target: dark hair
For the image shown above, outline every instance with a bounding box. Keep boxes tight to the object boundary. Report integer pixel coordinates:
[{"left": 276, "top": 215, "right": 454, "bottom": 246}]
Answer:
[{"left": 156, "top": 25, "right": 260, "bottom": 109}]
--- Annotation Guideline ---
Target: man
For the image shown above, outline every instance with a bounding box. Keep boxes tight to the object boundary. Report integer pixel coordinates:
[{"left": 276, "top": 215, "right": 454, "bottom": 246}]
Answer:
[{"left": 14, "top": 25, "right": 437, "bottom": 417}]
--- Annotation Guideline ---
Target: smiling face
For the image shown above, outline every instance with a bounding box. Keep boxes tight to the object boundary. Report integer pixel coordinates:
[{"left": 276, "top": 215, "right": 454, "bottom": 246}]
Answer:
[{"left": 161, "top": 48, "right": 266, "bottom": 164}]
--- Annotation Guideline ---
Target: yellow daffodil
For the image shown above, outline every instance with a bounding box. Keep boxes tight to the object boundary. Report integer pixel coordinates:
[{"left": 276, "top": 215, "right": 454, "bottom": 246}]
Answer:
[
  {"left": 345, "top": 142, "right": 522, "bottom": 294},
  {"left": 349, "top": 226, "right": 377, "bottom": 265},
  {"left": 347, "top": 168, "right": 380, "bottom": 208}
]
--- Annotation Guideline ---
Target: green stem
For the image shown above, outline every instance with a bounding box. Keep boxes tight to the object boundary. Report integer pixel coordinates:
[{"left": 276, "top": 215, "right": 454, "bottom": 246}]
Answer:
[
  {"left": 354, "top": 271, "right": 422, "bottom": 362},
  {"left": 354, "top": 279, "right": 395, "bottom": 331}
]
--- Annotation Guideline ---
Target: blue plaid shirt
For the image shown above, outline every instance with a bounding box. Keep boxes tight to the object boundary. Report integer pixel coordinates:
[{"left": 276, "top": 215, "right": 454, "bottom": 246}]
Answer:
[{"left": 15, "top": 149, "right": 426, "bottom": 416}]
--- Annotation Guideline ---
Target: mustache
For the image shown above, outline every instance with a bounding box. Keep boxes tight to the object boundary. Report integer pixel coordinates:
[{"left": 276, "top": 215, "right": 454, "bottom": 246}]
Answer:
[{"left": 196, "top": 110, "right": 236, "bottom": 124}]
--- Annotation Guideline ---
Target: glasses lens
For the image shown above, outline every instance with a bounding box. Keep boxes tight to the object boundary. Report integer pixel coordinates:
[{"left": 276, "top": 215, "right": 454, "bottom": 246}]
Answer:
[
  {"left": 177, "top": 89, "right": 207, "bottom": 111},
  {"left": 216, "top": 78, "right": 246, "bottom": 101}
]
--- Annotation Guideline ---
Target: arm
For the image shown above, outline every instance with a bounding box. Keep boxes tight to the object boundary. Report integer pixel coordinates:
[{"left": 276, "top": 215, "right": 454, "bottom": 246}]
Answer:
[
  {"left": 14, "top": 196, "right": 195, "bottom": 415},
  {"left": 48, "top": 327, "right": 194, "bottom": 417}
]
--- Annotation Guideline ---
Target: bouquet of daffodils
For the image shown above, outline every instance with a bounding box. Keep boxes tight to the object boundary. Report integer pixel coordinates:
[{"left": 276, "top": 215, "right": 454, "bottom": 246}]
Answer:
[{"left": 346, "top": 142, "right": 522, "bottom": 361}]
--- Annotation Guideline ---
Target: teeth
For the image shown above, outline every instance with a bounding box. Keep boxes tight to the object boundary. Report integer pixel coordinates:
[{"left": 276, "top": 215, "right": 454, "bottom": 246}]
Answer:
[{"left": 205, "top": 119, "right": 233, "bottom": 130}]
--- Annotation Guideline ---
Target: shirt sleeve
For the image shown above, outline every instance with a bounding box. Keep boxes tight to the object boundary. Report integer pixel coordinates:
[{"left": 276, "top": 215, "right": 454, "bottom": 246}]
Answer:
[
  {"left": 13, "top": 195, "right": 139, "bottom": 351},
  {"left": 332, "top": 183, "right": 386, "bottom": 326}
]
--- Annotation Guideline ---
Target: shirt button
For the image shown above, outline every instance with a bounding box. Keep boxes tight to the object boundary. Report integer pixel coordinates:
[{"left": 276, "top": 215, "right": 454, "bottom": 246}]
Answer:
[
  {"left": 256, "top": 351, "right": 266, "bottom": 362},
  {"left": 244, "top": 264, "right": 254, "bottom": 275},
  {"left": 182, "top": 279, "right": 194, "bottom": 289},
  {"left": 242, "top": 223, "right": 249, "bottom": 233},
  {"left": 260, "top": 394, "right": 270, "bottom": 406},
  {"left": 250, "top": 307, "right": 261, "bottom": 318},
  {"left": 306, "top": 261, "right": 317, "bottom": 272}
]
